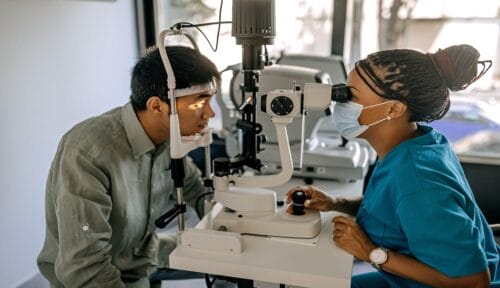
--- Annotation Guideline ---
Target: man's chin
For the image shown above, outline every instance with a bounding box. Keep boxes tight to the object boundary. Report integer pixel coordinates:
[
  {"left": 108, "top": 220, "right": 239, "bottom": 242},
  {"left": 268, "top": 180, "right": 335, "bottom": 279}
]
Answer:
[
  {"left": 180, "top": 125, "right": 208, "bottom": 137},
  {"left": 181, "top": 130, "right": 203, "bottom": 137}
]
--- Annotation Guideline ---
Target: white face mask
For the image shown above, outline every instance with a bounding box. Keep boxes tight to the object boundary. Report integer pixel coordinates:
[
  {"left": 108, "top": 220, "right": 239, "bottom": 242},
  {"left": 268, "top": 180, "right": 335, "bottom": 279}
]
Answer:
[{"left": 332, "top": 100, "right": 394, "bottom": 140}]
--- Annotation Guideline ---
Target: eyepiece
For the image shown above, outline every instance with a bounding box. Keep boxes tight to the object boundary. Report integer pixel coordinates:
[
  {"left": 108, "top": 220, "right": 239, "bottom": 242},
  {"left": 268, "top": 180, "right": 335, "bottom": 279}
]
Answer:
[{"left": 331, "top": 84, "right": 352, "bottom": 103}]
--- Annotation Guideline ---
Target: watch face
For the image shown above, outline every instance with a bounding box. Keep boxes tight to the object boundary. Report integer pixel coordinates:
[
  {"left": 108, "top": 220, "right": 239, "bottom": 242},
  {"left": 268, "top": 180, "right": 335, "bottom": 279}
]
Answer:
[{"left": 370, "top": 248, "right": 388, "bottom": 264}]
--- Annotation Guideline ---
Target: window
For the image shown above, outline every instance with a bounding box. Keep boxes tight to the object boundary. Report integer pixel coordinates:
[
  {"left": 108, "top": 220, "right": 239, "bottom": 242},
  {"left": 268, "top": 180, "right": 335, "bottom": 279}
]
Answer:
[
  {"left": 358, "top": 0, "right": 500, "bottom": 157},
  {"left": 157, "top": 0, "right": 333, "bottom": 130},
  {"left": 157, "top": 0, "right": 333, "bottom": 67},
  {"left": 156, "top": 0, "right": 500, "bottom": 158}
]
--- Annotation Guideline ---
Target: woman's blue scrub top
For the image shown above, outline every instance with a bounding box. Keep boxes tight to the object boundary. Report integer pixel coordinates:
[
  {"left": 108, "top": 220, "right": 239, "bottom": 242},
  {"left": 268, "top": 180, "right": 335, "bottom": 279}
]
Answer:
[{"left": 357, "top": 125, "right": 500, "bottom": 287}]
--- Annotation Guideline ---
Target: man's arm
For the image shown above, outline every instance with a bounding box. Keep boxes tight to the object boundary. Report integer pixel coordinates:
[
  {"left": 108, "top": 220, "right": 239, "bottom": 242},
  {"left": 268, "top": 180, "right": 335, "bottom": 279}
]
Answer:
[
  {"left": 53, "top": 147, "right": 125, "bottom": 288},
  {"left": 181, "top": 156, "right": 206, "bottom": 212}
]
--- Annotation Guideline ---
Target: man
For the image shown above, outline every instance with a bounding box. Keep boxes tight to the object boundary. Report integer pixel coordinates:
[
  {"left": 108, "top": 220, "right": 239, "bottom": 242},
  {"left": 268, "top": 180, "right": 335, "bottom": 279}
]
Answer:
[{"left": 37, "top": 46, "right": 220, "bottom": 287}]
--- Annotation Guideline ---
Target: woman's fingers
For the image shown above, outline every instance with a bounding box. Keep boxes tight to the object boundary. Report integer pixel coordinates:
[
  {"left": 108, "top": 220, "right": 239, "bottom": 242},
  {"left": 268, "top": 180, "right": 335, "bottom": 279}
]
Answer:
[
  {"left": 285, "top": 186, "right": 305, "bottom": 197},
  {"left": 332, "top": 215, "right": 353, "bottom": 224},
  {"left": 286, "top": 186, "right": 334, "bottom": 212},
  {"left": 285, "top": 186, "right": 307, "bottom": 203},
  {"left": 333, "top": 221, "right": 347, "bottom": 231},
  {"left": 332, "top": 216, "right": 355, "bottom": 242}
]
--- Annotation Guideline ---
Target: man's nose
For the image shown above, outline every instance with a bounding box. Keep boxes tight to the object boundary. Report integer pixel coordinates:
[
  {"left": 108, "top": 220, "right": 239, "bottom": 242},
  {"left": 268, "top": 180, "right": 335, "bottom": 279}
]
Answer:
[{"left": 202, "top": 103, "right": 215, "bottom": 119}]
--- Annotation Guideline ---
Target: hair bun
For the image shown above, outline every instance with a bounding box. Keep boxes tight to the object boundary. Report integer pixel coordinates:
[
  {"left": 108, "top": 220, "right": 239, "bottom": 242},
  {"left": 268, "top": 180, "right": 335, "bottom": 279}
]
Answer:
[{"left": 427, "top": 44, "right": 481, "bottom": 91}]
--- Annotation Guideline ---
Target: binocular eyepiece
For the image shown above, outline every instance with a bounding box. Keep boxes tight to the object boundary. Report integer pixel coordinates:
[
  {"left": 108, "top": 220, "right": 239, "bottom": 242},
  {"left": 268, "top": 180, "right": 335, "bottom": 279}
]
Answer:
[{"left": 331, "top": 84, "right": 353, "bottom": 103}]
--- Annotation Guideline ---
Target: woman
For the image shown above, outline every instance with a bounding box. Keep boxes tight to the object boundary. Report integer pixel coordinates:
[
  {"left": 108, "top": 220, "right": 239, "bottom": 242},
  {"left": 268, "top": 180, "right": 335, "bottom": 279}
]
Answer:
[{"left": 287, "top": 44, "right": 499, "bottom": 287}]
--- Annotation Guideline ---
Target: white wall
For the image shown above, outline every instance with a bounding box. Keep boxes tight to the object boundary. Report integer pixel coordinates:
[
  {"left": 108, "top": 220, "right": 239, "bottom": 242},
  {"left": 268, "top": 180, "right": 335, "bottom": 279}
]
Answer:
[{"left": 0, "top": 1, "right": 138, "bottom": 287}]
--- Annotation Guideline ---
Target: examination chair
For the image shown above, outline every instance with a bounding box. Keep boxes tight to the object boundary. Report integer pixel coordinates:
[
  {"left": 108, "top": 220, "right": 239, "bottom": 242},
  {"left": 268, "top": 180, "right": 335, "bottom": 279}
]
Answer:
[{"left": 459, "top": 154, "right": 500, "bottom": 242}]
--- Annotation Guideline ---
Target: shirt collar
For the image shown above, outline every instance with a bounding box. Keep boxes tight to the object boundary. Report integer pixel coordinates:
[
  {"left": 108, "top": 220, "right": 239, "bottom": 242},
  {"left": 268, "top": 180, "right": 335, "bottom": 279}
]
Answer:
[
  {"left": 380, "top": 124, "right": 440, "bottom": 164},
  {"left": 121, "top": 102, "right": 156, "bottom": 158}
]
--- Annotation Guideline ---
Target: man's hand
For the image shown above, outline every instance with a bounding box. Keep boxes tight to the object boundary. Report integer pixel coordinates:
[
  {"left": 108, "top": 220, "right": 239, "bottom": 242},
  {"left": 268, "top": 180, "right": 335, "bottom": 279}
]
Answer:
[
  {"left": 331, "top": 216, "right": 376, "bottom": 262},
  {"left": 285, "top": 186, "right": 337, "bottom": 214}
]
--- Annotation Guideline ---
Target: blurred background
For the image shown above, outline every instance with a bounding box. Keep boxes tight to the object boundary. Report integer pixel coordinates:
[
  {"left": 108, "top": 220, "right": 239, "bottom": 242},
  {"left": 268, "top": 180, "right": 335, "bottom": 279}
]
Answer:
[
  {"left": 1, "top": 0, "right": 498, "bottom": 287},
  {"left": 159, "top": 0, "right": 500, "bottom": 157}
]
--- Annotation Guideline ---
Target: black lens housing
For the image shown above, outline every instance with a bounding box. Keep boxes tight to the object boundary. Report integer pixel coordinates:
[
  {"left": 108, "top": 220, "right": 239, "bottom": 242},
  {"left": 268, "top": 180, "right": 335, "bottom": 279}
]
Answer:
[{"left": 331, "top": 84, "right": 352, "bottom": 103}]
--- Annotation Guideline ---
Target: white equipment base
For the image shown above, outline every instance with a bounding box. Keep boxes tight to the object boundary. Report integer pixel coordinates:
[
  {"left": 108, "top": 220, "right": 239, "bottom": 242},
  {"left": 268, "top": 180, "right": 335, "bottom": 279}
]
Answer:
[
  {"left": 170, "top": 204, "right": 354, "bottom": 288},
  {"left": 213, "top": 207, "right": 321, "bottom": 239}
]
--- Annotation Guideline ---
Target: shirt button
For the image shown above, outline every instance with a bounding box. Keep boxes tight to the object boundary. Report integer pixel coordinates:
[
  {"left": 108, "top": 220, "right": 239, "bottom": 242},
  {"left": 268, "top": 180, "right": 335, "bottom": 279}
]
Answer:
[{"left": 82, "top": 225, "right": 89, "bottom": 232}]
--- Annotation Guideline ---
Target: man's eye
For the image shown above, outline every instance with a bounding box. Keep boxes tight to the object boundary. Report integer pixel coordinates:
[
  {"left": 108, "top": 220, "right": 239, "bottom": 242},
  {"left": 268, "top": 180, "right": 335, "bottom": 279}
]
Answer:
[{"left": 188, "top": 100, "right": 206, "bottom": 110}]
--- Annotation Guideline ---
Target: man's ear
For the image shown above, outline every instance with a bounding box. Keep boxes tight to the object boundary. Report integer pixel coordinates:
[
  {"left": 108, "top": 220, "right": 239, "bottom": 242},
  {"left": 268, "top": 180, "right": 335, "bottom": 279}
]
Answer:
[
  {"left": 146, "top": 96, "right": 169, "bottom": 115},
  {"left": 387, "top": 101, "right": 407, "bottom": 119}
]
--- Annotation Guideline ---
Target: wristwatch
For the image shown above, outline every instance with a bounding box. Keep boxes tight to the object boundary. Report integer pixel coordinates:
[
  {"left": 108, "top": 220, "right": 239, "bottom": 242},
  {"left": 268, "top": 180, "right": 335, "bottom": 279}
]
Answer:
[{"left": 369, "top": 247, "right": 389, "bottom": 269}]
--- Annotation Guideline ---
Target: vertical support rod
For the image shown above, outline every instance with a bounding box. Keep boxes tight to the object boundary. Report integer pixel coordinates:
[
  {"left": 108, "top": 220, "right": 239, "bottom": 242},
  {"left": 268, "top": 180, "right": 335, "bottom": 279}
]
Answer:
[{"left": 332, "top": 0, "right": 347, "bottom": 56}]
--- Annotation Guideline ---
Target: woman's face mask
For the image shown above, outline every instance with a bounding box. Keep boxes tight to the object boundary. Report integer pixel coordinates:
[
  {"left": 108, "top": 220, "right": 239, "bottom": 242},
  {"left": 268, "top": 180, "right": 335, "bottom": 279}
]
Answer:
[{"left": 333, "top": 100, "right": 394, "bottom": 140}]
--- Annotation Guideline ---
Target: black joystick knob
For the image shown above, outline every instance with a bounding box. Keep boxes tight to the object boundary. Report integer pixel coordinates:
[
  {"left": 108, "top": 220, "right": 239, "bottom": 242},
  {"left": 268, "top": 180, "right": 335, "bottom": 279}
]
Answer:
[{"left": 292, "top": 191, "right": 307, "bottom": 215}]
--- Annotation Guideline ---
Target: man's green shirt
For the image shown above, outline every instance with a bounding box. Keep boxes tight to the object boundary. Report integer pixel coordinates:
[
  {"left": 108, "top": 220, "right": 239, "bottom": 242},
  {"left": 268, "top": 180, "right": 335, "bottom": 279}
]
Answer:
[{"left": 37, "top": 102, "right": 204, "bottom": 287}]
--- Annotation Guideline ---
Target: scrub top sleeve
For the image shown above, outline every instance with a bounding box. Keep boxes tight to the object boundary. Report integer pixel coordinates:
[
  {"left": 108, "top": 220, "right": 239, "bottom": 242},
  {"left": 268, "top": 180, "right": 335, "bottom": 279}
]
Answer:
[{"left": 396, "top": 189, "right": 487, "bottom": 277}]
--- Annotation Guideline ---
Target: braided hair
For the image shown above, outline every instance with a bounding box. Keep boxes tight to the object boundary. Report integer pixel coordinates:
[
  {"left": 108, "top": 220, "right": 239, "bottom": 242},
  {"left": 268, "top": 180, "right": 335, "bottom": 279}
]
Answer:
[{"left": 355, "top": 44, "right": 491, "bottom": 122}]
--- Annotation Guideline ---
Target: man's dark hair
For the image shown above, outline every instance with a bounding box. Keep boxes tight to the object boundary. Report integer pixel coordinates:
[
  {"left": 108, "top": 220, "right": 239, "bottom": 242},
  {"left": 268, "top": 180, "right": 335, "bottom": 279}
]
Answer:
[{"left": 130, "top": 46, "right": 220, "bottom": 111}]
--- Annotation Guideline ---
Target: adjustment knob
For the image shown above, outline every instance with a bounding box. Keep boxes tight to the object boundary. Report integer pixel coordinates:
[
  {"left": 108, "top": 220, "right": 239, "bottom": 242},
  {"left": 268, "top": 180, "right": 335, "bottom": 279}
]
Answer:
[
  {"left": 213, "top": 158, "right": 230, "bottom": 177},
  {"left": 291, "top": 190, "right": 307, "bottom": 215}
]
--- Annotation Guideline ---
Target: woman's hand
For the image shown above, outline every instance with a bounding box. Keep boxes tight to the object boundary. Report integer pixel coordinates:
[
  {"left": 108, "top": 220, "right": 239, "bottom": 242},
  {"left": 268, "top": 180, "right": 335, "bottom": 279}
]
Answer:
[
  {"left": 285, "top": 186, "right": 336, "bottom": 214},
  {"left": 331, "top": 216, "right": 376, "bottom": 262}
]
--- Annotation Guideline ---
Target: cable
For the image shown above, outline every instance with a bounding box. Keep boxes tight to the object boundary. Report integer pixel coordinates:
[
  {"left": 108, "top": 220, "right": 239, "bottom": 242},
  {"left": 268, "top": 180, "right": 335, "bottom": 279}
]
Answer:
[
  {"left": 204, "top": 274, "right": 216, "bottom": 287},
  {"left": 169, "top": 0, "right": 230, "bottom": 52},
  {"left": 264, "top": 45, "right": 271, "bottom": 65},
  {"left": 229, "top": 70, "right": 242, "bottom": 110},
  {"left": 212, "top": 0, "right": 224, "bottom": 52},
  {"left": 195, "top": 191, "right": 214, "bottom": 219}
]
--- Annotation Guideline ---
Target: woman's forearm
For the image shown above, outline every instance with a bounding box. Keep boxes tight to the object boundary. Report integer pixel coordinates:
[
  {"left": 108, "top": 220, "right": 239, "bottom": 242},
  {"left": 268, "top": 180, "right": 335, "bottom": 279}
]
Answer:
[
  {"left": 380, "top": 250, "right": 490, "bottom": 288},
  {"left": 330, "top": 196, "right": 362, "bottom": 216}
]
